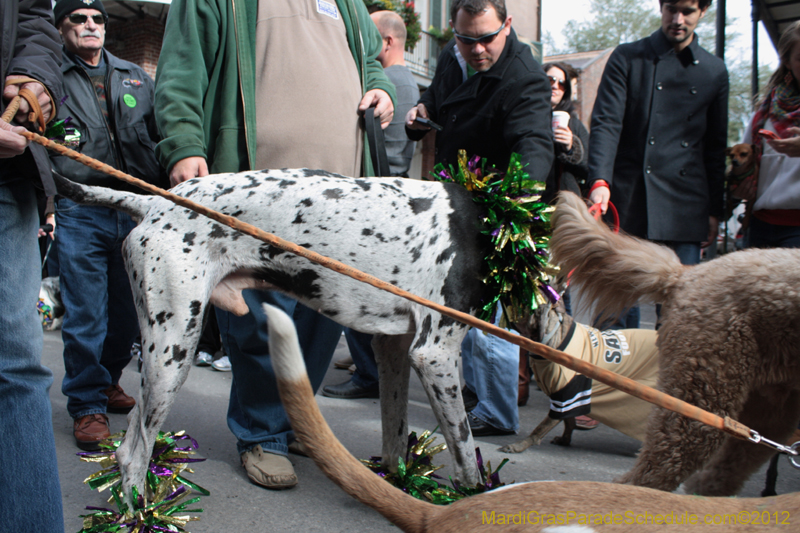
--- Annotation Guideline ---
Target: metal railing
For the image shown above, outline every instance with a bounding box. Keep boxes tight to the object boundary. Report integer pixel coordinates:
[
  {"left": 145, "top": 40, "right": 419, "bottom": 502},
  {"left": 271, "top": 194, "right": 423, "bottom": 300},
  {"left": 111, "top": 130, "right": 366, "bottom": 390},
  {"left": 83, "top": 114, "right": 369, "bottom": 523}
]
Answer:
[{"left": 404, "top": 31, "right": 445, "bottom": 80}]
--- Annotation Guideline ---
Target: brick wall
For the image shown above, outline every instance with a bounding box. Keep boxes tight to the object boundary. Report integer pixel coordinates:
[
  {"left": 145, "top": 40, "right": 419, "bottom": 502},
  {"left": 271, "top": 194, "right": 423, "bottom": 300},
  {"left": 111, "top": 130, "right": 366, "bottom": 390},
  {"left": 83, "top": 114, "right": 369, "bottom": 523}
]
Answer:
[
  {"left": 104, "top": 17, "right": 164, "bottom": 79},
  {"left": 544, "top": 49, "right": 615, "bottom": 132},
  {"left": 576, "top": 51, "right": 612, "bottom": 131}
]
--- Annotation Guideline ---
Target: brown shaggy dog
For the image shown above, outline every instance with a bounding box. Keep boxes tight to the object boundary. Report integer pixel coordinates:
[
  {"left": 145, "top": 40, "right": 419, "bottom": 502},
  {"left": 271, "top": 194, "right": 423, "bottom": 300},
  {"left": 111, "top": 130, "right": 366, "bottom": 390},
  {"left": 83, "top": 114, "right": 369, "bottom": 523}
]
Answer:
[{"left": 549, "top": 191, "right": 800, "bottom": 496}]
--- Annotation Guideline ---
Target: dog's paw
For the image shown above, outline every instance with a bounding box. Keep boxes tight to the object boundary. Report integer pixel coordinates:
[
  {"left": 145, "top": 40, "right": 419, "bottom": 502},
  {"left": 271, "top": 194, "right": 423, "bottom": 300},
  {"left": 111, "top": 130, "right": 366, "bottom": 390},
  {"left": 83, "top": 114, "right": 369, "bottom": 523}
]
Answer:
[
  {"left": 499, "top": 440, "right": 533, "bottom": 454},
  {"left": 551, "top": 435, "right": 572, "bottom": 447},
  {"left": 683, "top": 470, "right": 731, "bottom": 496}
]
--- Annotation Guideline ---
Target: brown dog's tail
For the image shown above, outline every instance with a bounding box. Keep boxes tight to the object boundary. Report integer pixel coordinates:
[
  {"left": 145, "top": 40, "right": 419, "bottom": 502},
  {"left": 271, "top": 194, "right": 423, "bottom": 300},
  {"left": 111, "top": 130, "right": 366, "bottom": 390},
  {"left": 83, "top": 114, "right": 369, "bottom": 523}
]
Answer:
[
  {"left": 262, "top": 304, "right": 432, "bottom": 533},
  {"left": 550, "top": 192, "right": 685, "bottom": 320}
]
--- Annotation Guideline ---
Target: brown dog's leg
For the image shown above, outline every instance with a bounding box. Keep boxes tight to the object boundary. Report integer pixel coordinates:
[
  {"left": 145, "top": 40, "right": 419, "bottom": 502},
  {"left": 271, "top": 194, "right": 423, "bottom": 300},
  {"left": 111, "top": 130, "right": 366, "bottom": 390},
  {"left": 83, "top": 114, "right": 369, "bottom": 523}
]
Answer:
[
  {"left": 683, "top": 387, "right": 800, "bottom": 496},
  {"left": 617, "top": 316, "right": 760, "bottom": 492},
  {"left": 500, "top": 414, "right": 560, "bottom": 453},
  {"left": 552, "top": 417, "right": 576, "bottom": 446}
]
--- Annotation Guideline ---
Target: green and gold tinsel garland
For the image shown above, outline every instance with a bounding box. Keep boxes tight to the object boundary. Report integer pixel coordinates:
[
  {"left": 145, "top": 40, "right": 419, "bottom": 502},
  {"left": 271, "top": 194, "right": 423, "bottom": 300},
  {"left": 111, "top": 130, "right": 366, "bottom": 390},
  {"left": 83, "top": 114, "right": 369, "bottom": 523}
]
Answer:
[
  {"left": 78, "top": 484, "right": 202, "bottom": 533},
  {"left": 362, "top": 429, "right": 509, "bottom": 505},
  {"left": 77, "top": 430, "right": 207, "bottom": 532},
  {"left": 432, "top": 150, "right": 560, "bottom": 325}
]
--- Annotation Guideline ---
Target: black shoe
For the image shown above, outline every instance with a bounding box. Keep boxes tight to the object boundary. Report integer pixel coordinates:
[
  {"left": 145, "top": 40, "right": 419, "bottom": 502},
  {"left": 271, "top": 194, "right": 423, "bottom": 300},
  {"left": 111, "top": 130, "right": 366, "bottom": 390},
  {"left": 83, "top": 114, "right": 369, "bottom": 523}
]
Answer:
[
  {"left": 321, "top": 380, "right": 379, "bottom": 399},
  {"left": 467, "top": 413, "right": 514, "bottom": 437},
  {"left": 462, "top": 386, "right": 478, "bottom": 412}
]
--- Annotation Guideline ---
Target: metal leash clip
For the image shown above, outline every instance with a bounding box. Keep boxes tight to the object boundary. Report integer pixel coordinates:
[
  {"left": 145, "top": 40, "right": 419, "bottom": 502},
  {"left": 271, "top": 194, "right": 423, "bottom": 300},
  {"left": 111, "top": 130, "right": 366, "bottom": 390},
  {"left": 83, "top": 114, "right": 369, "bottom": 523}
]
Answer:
[
  {"left": 748, "top": 431, "right": 800, "bottom": 468},
  {"left": 789, "top": 442, "right": 800, "bottom": 470}
]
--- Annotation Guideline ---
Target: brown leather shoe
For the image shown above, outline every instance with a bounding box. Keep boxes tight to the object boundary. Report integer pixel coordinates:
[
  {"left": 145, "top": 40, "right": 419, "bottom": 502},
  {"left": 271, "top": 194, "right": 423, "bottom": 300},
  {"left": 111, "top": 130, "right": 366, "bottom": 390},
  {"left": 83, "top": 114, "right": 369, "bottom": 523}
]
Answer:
[
  {"left": 74, "top": 413, "right": 110, "bottom": 451},
  {"left": 103, "top": 383, "right": 136, "bottom": 414}
]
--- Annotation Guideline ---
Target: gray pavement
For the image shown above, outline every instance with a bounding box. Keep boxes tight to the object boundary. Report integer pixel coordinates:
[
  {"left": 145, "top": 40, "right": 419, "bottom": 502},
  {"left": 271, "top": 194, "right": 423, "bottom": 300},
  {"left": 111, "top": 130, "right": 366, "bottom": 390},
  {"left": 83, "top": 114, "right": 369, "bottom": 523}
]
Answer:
[{"left": 46, "top": 303, "right": 799, "bottom": 532}]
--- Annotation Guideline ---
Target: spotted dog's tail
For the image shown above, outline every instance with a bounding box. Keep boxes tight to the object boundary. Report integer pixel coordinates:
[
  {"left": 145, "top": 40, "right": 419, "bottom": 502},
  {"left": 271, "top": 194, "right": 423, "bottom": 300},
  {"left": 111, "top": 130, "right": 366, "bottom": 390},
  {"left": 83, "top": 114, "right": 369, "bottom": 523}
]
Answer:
[
  {"left": 550, "top": 191, "right": 686, "bottom": 320},
  {"left": 53, "top": 171, "right": 156, "bottom": 220},
  {"left": 262, "top": 304, "right": 434, "bottom": 532}
]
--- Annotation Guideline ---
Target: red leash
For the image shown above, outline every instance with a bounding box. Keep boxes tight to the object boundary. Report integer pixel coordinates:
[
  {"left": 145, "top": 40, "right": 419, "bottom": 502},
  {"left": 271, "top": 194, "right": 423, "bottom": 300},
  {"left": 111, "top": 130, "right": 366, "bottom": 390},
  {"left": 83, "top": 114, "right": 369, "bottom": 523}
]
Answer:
[
  {"left": 588, "top": 201, "right": 620, "bottom": 233},
  {"left": 565, "top": 201, "right": 619, "bottom": 284}
]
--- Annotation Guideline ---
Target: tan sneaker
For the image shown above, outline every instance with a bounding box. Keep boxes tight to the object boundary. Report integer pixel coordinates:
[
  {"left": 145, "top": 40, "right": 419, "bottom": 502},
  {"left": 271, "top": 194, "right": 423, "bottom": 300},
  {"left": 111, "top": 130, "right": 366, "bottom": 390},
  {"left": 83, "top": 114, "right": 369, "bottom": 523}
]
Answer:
[
  {"left": 241, "top": 445, "right": 298, "bottom": 489},
  {"left": 287, "top": 439, "right": 309, "bottom": 457}
]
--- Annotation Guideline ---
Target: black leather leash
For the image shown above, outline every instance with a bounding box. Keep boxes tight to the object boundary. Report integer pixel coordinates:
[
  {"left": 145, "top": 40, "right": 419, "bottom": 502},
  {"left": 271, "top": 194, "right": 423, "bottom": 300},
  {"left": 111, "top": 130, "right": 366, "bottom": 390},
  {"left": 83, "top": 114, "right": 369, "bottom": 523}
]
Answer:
[{"left": 364, "top": 106, "right": 390, "bottom": 177}]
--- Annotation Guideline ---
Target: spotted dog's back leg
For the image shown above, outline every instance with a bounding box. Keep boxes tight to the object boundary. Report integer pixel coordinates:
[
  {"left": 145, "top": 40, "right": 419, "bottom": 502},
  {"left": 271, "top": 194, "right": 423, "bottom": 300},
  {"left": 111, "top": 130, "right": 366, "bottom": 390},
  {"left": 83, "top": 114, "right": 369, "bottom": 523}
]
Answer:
[
  {"left": 408, "top": 313, "right": 479, "bottom": 486},
  {"left": 373, "top": 333, "right": 413, "bottom": 471},
  {"left": 115, "top": 273, "right": 209, "bottom": 503}
]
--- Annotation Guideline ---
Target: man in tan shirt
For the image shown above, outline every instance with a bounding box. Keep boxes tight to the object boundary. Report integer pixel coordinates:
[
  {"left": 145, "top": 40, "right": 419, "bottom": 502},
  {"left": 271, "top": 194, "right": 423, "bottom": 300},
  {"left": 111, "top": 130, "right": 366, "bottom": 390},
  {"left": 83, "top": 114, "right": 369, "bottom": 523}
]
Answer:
[{"left": 155, "top": 0, "right": 395, "bottom": 490}]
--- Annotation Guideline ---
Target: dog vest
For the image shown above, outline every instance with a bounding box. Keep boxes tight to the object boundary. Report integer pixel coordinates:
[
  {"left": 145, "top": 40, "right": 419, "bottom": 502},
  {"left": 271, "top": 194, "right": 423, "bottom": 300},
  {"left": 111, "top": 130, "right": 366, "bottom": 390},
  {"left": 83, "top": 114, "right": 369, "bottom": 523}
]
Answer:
[{"left": 531, "top": 322, "right": 660, "bottom": 442}]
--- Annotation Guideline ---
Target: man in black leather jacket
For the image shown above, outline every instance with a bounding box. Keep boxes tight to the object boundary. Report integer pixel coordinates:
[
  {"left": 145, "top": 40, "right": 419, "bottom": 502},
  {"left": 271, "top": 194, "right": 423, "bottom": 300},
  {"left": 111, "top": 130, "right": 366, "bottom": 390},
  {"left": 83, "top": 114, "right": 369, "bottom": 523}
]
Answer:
[{"left": 49, "top": 0, "right": 166, "bottom": 452}]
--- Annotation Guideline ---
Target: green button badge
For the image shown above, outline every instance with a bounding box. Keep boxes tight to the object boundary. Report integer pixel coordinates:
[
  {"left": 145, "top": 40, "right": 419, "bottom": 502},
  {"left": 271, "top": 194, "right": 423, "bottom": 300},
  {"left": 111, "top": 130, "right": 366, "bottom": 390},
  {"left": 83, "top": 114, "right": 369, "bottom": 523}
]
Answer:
[{"left": 123, "top": 94, "right": 137, "bottom": 108}]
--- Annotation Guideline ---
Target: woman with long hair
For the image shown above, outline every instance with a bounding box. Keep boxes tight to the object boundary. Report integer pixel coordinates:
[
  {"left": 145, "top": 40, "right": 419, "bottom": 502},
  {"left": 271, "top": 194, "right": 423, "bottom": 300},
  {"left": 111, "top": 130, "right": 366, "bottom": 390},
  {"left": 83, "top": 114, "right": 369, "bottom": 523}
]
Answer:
[
  {"left": 742, "top": 20, "right": 800, "bottom": 248},
  {"left": 541, "top": 61, "right": 590, "bottom": 204}
]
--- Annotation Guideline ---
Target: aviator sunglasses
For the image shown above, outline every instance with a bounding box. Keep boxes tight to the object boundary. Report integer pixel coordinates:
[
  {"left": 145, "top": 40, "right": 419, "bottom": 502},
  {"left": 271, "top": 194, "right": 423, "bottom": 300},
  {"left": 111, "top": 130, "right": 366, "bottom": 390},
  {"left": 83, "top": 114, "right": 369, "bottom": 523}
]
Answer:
[
  {"left": 548, "top": 76, "right": 566, "bottom": 90},
  {"left": 68, "top": 13, "right": 107, "bottom": 25},
  {"left": 453, "top": 21, "right": 507, "bottom": 46}
]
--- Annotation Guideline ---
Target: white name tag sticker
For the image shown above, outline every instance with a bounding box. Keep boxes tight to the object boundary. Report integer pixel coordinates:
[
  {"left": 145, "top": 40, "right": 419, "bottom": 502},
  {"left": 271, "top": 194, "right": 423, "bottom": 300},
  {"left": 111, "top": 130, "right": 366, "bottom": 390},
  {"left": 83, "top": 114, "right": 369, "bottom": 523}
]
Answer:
[{"left": 317, "top": 0, "right": 339, "bottom": 20}]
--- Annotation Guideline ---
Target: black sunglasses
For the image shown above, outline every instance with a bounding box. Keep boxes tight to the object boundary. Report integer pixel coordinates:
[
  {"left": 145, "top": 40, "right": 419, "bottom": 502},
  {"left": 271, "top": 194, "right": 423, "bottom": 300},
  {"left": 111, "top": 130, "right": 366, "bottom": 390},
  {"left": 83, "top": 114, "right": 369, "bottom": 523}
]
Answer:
[
  {"left": 68, "top": 13, "right": 106, "bottom": 25},
  {"left": 548, "top": 76, "right": 566, "bottom": 90},
  {"left": 454, "top": 21, "right": 506, "bottom": 46}
]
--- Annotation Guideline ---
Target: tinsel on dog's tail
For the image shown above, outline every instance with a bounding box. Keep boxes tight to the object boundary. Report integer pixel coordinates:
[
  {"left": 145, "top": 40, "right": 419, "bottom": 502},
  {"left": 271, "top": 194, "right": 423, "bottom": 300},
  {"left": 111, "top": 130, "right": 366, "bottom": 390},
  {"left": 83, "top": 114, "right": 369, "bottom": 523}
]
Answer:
[
  {"left": 550, "top": 192, "right": 685, "bottom": 320},
  {"left": 52, "top": 171, "right": 154, "bottom": 220},
  {"left": 262, "top": 304, "right": 433, "bottom": 533}
]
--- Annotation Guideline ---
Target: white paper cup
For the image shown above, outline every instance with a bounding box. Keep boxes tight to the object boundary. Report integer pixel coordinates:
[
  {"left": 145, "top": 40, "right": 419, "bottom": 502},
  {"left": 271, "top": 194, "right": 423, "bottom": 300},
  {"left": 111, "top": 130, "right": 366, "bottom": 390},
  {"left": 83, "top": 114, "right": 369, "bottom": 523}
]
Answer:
[{"left": 552, "top": 111, "right": 570, "bottom": 131}]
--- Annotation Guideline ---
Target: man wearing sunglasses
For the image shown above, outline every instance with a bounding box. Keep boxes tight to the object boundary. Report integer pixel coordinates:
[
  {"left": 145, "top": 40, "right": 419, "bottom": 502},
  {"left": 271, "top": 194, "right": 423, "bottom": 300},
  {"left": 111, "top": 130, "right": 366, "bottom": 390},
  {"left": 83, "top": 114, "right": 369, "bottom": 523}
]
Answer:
[
  {"left": 406, "top": 0, "right": 553, "bottom": 438},
  {"left": 49, "top": 0, "right": 167, "bottom": 451},
  {"left": 406, "top": 0, "right": 552, "bottom": 178}
]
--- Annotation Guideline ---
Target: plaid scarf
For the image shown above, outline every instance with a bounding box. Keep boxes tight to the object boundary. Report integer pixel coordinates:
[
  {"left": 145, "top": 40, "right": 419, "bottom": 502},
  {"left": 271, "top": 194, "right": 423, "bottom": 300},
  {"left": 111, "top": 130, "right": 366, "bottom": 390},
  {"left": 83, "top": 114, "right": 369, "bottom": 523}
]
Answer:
[{"left": 751, "top": 79, "right": 800, "bottom": 157}]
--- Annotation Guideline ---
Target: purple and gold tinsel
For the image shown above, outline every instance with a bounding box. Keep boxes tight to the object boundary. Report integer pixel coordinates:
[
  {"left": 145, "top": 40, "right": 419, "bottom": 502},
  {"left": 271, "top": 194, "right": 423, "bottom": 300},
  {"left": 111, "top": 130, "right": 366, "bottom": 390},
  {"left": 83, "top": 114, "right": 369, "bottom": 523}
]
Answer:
[
  {"left": 362, "top": 429, "right": 509, "bottom": 505},
  {"left": 432, "top": 150, "right": 559, "bottom": 325},
  {"left": 79, "top": 484, "right": 201, "bottom": 533},
  {"left": 77, "top": 430, "right": 207, "bottom": 532}
]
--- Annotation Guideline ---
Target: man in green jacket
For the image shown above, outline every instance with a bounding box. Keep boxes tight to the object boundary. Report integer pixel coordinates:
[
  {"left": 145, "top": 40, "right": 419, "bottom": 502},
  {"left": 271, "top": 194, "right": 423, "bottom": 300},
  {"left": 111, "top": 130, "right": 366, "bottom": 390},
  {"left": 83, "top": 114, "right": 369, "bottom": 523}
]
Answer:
[{"left": 154, "top": 0, "right": 395, "bottom": 490}]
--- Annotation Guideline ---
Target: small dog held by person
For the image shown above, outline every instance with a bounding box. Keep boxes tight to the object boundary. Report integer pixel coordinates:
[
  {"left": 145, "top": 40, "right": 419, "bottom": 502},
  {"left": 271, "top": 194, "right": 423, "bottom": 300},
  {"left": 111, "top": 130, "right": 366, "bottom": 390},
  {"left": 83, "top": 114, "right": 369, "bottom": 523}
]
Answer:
[{"left": 725, "top": 143, "right": 758, "bottom": 232}]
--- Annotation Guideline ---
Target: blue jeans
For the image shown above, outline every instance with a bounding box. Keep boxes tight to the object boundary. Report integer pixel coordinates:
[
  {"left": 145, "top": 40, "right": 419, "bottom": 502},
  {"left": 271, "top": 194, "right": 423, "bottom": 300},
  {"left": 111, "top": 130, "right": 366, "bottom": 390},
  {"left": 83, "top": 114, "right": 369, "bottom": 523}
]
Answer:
[
  {"left": 344, "top": 328, "right": 379, "bottom": 389},
  {"left": 654, "top": 241, "right": 701, "bottom": 322},
  {"left": 0, "top": 180, "right": 63, "bottom": 530},
  {"left": 596, "top": 306, "right": 640, "bottom": 330},
  {"left": 217, "top": 290, "right": 344, "bottom": 455},
  {"left": 662, "top": 241, "right": 702, "bottom": 266},
  {"left": 461, "top": 305, "right": 519, "bottom": 433},
  {"left": 56, "top": 198, "right": 139, "bottom": 419},
  {"left": 748, "top": 217, "right": 800, "bottom": 249}
]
